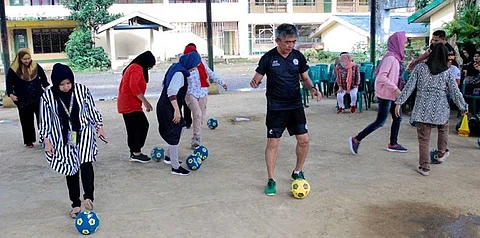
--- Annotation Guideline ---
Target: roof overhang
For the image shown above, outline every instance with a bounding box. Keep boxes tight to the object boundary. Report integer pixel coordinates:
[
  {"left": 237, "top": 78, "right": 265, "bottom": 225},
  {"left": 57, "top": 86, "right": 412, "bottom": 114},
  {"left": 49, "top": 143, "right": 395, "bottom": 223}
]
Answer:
[
  {"left": 309, "top": 16, "right": 369, "bottom": 38},
  {"left": 408, "top": 0, "right": 453, "bottom": 24},
  {"left": 97, "top": 11, "right": 175, "bottom": 34}
]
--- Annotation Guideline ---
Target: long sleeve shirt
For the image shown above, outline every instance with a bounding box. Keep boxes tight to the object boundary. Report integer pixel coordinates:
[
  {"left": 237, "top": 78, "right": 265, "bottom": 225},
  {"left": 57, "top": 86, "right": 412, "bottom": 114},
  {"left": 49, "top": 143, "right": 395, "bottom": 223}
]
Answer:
[
  {"left": 187, "top": 60, "right": 225, "bottom": 98},
  {"left": 396, "top": 63, "right": 468, "bottom": 125},
  {"left": 375, "top": 56, "right": 401, "bottom": 101}
]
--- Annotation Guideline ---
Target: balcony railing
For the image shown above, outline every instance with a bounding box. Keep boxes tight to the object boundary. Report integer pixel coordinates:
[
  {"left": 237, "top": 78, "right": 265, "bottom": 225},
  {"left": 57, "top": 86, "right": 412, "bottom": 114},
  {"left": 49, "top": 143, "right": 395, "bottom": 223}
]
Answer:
[
  {"left": 292, "top": 0, "right": 332, "bottom": 13},
  {"left": 336, "top": 0, "right": 368, "bottom": 13},
  {"left": 250, "top": 1, "right": 288, "bottom": 13}
]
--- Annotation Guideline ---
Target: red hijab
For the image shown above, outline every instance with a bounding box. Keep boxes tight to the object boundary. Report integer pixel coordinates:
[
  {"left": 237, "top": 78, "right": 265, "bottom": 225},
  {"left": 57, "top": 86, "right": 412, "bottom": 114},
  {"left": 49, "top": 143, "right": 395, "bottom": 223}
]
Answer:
[{"left": 184, "top": 45, "right": 209, "bottom": 88}]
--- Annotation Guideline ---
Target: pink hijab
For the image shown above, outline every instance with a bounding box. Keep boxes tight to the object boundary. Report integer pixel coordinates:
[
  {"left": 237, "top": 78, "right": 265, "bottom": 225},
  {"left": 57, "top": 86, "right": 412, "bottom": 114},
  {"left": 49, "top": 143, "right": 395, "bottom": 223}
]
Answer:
[
  {"left": 374, "top": 31, "right": 407, "bottom": 76},
  {"left": 338, "top": 54, "right": 356, "bottom": 91}
]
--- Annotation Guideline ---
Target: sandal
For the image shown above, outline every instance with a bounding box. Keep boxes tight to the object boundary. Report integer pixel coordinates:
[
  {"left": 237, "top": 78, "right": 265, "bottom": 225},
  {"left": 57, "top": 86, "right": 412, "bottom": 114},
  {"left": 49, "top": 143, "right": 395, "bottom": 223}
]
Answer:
[
  {"left": 83, "top": 199, "right": 93, "bottom": 211},
  {"left": 70, "top": 207, "right": 81, "bottom": 219}
]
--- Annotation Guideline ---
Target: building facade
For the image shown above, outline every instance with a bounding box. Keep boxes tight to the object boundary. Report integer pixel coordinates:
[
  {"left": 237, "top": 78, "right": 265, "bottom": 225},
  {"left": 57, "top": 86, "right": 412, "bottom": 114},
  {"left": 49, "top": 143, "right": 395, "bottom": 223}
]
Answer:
[{"left": 4, "top": 0, "right": 415, "bottom": 67}]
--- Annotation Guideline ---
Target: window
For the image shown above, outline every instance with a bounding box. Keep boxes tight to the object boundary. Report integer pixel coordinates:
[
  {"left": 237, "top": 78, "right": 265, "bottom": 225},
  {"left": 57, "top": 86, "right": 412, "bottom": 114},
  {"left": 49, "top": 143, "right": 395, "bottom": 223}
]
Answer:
[
  {"left": 32, "top": 28, "right": 73, "bottom": 54},
  {"left": 293, "top": 0, "right": 314, "bottom": 6},
  {"left": 114, "top": 0, "right": 163, "bottom": 3},
  {"left": 10, "top": 0, "right": 61, "bottom": 5},
  {"left": 30, "top": 0, "right": 61, "bottom": 5}
]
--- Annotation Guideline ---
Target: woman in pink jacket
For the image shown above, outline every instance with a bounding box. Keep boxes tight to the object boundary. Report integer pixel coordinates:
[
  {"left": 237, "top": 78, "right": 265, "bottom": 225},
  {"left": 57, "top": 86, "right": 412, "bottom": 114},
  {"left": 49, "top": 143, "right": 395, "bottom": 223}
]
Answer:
[{"left": 349, "top": 31, "right": 408, "bottom": 155}]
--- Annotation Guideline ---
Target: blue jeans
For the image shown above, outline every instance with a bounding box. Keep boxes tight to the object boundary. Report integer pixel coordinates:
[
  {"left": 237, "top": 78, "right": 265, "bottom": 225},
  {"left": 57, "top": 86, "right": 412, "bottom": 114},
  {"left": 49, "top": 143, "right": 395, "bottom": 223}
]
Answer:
[{"left": 356, "top": 98, "right": 402, "bottom": 145}]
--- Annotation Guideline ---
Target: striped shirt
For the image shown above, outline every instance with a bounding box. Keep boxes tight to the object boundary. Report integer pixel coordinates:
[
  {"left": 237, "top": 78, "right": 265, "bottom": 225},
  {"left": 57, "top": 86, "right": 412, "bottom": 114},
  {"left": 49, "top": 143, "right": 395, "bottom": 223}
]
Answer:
[{"left": 39, "top": 84, "right": 103, "bottom": 176}]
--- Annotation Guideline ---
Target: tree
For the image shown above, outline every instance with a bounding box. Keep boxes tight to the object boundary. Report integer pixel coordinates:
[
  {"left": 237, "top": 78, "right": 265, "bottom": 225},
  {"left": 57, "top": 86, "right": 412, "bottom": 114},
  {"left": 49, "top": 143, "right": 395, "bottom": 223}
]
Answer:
[
  {"left": 64, "top": 0, "right": 121, "bottom": 33},
  {"left": 444, "top": 1, "right": 480, "bottom": 48},
  {"left": 63, "top": 0, "right": 121, "bottom": 70}
]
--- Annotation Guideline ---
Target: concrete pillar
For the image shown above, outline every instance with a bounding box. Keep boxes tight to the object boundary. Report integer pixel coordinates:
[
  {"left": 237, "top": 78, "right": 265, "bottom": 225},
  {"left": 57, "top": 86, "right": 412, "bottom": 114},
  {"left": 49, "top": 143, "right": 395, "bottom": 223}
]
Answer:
[
  {"left": 287, "top": 0, "right": 293, "bottom": 13},
  {"left": 383, "top": 9, "right": 391, "bottom": 42},
  {"left": 331, "top": 0, "right": 337, "bottom": 14},
  {"left": 149, "top": 28, "right": 155, "bottom": 54},
  {"left": 107, "top": 29, "right": 116, "bottom": 61},
  {"left": 238, "top": 0, "right": 250, "bottom": 57}
]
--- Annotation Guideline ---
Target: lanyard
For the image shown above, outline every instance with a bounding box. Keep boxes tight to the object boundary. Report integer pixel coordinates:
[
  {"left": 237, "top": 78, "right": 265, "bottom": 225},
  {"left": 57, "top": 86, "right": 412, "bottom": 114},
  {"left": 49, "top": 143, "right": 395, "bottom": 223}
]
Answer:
[{"left": 59, "top": 92, "right": 75, "bottom": 130}]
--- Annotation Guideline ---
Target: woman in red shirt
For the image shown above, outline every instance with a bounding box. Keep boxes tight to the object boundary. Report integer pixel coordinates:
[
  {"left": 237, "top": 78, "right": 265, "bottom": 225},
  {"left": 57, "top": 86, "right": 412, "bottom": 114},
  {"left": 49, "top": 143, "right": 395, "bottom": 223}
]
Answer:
[{"left": 117, "top": 51, "right": 156, "bottom": 163}]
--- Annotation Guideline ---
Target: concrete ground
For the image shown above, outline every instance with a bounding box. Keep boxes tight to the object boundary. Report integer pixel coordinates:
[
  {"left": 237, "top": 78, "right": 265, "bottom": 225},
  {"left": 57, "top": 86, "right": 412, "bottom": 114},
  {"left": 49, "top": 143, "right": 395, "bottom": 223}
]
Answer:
[{"left": 0, "top": 92, "right": 479, "bottom": 238}]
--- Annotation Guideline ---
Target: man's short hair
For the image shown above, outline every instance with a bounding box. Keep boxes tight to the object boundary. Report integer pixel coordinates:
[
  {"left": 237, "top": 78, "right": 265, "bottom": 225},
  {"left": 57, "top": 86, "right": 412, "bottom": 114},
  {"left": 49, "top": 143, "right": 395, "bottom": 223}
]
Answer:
[
  {"left": 340, "top": 52, "right": 349, "bottom": 56},
  {"left": 433, "top": 30, "right": 446, "bottom": 39},
  {"left": 275, "top": 24, "right": 299, "bottom": 40}
]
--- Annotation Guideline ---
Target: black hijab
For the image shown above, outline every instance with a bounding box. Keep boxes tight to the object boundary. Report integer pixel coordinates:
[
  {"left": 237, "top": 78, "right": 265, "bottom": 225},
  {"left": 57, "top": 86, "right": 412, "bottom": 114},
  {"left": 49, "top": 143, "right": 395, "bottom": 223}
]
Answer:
[
  {"left": 122, "top": 51, "right": 156, "bottom": 83},
  {"left": 426, "top": 44, "right": 449, "bottom": 75},
  {"left": 51, "top": 63, "right": 80, "bottom": 144}
]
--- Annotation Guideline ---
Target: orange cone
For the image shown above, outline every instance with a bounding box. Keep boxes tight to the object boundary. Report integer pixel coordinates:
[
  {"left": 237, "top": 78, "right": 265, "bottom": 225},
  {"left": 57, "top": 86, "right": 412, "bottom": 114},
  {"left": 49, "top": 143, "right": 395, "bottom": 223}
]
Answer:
[{"left": 458, "top": 114, "right": 470, "bottom": 137}]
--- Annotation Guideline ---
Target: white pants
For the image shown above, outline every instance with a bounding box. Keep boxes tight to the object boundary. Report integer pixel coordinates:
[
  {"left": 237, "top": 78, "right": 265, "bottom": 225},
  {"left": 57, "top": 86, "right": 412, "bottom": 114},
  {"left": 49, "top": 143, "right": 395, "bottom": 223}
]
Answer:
[{"left": 337, "top": 87, "right": 358, "bottom": 108}]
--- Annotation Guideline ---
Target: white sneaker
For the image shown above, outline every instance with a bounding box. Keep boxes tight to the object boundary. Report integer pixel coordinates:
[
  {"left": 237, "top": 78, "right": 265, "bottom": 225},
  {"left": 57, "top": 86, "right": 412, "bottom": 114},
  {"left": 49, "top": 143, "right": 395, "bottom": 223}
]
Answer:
[
  {"left": 436, "top": 150, "right": 450, "bottom": 163},
  {"left": 417, "top": 167, "right": 430, "bottom": 176}
]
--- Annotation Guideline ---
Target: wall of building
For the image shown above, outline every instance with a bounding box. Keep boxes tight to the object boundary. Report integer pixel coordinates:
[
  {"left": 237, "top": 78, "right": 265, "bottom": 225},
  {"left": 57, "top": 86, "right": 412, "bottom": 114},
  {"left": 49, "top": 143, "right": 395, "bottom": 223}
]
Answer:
[
  {"left": 321, "top": 23, "right": 366, "bottom": 52},
  {"left": 429, "top": 2, "right": 455, "bottom": 37}
]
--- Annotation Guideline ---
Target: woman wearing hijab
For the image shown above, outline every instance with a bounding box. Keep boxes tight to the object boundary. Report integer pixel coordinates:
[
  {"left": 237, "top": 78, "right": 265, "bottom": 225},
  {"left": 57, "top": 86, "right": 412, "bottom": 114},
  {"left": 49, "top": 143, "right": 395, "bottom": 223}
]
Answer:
[
  {"left": 6, "top": 48, "right": 49, "bottom": 148},
  {"left": 335, "top": 53, "right": 361, "bottom": 114},
  {"left": 157, "top": 51, "right": 201, "bottom": 176},
  {"left": 39, "top": 63, "right": 107, "bottom": 218},
  {"left": 349, "top": 31, "right": 408, "bottom": 155},
  {"left": 395, "top": 44, "right": 468, "bottom": 176},
  {"left": 117, "top": 51, "right": 156, "bottom": 163},
  {"left": 183, "top": 43, "right": 228, "bottom": 149}
]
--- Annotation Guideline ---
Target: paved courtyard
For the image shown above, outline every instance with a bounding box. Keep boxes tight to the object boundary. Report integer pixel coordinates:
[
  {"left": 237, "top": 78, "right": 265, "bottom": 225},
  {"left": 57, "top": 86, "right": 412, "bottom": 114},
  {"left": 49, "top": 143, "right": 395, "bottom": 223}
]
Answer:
[{"left": 0, "top": 88, "right": 479, "bottom": 237}]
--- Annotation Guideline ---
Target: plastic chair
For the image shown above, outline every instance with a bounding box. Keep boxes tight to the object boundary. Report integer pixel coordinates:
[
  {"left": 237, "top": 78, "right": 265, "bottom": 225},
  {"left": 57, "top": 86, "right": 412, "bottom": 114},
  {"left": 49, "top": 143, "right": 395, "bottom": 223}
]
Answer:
[
  {"left": 357, "top": 68, "right": 368, "bottom": 113},
  {"left": 462, "top": 81, "right": 480, "bottom": 114},
  {"left": 315, "top": 64, "right": 329, "bottom": 96},
  {"left": 327, "top": 63, "right": 336, "bottom": 97}
]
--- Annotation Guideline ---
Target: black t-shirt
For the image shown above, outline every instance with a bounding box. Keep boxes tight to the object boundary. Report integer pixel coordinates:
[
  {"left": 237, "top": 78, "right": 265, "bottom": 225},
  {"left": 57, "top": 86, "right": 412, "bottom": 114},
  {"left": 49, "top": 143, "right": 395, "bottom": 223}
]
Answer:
[{"left": 255, "top": 48, "right": 309, "bottom": 110}]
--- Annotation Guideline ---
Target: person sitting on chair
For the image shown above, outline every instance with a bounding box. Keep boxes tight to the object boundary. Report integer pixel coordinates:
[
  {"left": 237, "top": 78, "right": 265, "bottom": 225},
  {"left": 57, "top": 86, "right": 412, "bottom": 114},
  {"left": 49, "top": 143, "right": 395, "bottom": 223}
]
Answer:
[{"left": 335, "top": 54, "right": 361, "bottom": 113}]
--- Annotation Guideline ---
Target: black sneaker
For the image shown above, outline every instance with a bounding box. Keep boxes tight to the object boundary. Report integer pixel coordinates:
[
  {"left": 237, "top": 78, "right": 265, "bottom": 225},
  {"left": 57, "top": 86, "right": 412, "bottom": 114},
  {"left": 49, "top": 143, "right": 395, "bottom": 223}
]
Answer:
[
  {"left": 129, "top": 153, "right": 151, "bottom": 163},
  {"left": 171, "top": 166, "right": 190, "bottom": 176},
  {"left": 291, "top": 170, "right": 305, "bottom": 180},
  {"left": 163, "top": 156, "right": 182, "bottom": 165}
]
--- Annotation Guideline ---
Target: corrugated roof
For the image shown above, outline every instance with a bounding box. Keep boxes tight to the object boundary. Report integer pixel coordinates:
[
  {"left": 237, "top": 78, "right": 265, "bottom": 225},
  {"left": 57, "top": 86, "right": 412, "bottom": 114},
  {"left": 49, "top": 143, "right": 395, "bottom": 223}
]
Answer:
[{"left": 336, "top": 15, "right": 429, "bottom": 35}]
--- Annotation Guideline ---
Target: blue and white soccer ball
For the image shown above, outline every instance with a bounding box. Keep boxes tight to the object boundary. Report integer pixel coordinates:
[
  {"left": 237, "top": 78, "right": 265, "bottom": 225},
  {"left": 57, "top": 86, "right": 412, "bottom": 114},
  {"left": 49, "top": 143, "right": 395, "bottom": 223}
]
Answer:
[
  {"left": 151, "top": 146, "right": 165, "bottom": 162},
  {"left": 207, "top": 118, "right": 219, "bottom": 130},
  {"left": 186, "top": 154, "right": 202, "bottom": 170},
  {"left": 75, "top": 211, "right": 100, "bottom": 235},
  {"left": 430, "top": 149, "right": 442, "bottom": 164},
  {"left": 193, "top": 145, "right": 209, "bottom": 161}
]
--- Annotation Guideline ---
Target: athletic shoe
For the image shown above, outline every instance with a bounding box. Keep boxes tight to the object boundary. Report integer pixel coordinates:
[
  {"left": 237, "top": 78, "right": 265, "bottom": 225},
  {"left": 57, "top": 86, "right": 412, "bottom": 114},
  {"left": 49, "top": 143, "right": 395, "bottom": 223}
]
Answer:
[
  {"left": 26, "top": 143, "right": 34, "bottom": 148},
  {"left": 337, "top": 108, "right": 344, "bottom": 114},
  {"left": 387, "top": 144, "right": 408, "bottom": 153},
  {"left": 264, "top": 179, "right": 276, "bottom": 196},
  {"left": 130, "top": 153, "right": 151, "bottom": 163},
  {"left": 163, "top": 156, "right": 182, "bottom": 165},
  {"left": 350, "top": 106, "right": 357, "bottom": 113},
  {"left": 436, "top": 149, "right": 450, "bottom": 163},
  {"left": 417, "top": 167, "right": 429, "bottom": 176},
  {"left": 171, "top": 166, "right": 190, "bottom": 176},
  {"left": 349, "top": 136, "right": 360, "bottom": 155},
  {"left": 291, "top": 170, "right": 305, "bottom": 180}
]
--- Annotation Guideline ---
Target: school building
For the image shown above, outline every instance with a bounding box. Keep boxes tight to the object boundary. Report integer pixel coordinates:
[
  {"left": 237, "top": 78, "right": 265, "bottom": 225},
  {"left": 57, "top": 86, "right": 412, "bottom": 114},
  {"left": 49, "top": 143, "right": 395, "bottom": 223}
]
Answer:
[{"left": 4, "top": 0, "right": 424, "bottom": 69}]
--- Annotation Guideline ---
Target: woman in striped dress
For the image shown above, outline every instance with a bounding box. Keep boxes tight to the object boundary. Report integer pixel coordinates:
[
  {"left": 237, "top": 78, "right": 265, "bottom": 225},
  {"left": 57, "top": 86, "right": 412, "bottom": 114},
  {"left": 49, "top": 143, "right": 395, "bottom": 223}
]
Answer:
[{"left": 39, "top": 63, "right": 107, "bottom": 218}]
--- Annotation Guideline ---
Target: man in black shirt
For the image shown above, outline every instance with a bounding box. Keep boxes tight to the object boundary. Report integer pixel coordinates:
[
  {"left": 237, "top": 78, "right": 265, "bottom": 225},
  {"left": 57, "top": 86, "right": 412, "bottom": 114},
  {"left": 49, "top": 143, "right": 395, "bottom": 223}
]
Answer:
[{"left": 250, "top": 23, "right": 321, "bottom": 196}]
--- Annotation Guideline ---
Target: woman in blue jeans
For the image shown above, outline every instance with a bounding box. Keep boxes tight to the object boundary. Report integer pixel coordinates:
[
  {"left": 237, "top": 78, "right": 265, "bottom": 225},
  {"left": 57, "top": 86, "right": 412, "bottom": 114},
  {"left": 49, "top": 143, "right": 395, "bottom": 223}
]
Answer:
[{"left": 349, "top": 31, "right": 408, "bottom": 155}]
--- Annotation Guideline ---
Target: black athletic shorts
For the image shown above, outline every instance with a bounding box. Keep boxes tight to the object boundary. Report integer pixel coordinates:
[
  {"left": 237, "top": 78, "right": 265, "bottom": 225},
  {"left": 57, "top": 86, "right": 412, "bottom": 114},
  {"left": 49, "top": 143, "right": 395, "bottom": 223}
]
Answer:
[{"left": 266, "top": 108, "right": 308, "bottom": 138}]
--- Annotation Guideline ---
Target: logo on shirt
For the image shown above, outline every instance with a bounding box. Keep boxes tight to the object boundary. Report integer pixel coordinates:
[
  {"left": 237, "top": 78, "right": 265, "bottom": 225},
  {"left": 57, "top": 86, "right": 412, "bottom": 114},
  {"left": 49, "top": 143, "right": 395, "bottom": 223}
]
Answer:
[
  {"left": 293, "top": 59, "right": 299, "bottom": 65},
  {"left": 272, "top": 60, "right": 280, "bottom": 67}
]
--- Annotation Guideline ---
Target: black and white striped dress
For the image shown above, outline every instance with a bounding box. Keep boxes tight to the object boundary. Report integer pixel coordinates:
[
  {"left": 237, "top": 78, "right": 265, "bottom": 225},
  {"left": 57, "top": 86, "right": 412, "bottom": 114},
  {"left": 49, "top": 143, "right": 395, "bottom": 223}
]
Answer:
[{"left": 39, "top": 84, "right": 103, "bottom": 176}]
